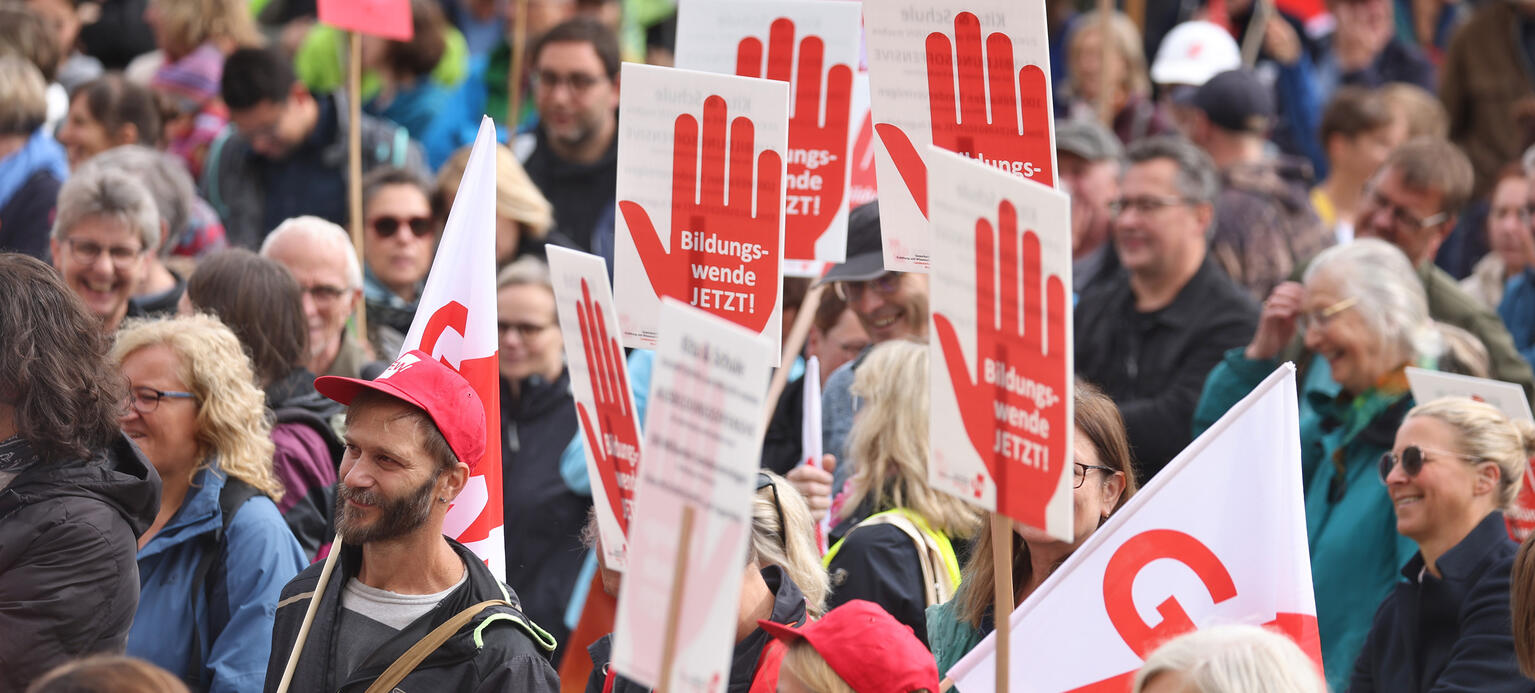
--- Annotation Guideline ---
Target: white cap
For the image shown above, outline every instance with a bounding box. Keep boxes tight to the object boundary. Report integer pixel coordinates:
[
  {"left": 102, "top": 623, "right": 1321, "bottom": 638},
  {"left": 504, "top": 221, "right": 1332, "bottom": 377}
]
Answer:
[{"left": 1151, "top": 21, "right": 1241, "bottom": 88}]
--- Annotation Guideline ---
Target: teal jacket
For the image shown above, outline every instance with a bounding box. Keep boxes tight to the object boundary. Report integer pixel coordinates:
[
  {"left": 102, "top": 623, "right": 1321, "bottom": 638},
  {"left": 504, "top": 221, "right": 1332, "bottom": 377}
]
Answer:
[
  {"left": 926, "top": 598, "right": 985, "bottom": 678},
  {"left": 1194, "top": 349, "right": 1417, "bottom": 692}
]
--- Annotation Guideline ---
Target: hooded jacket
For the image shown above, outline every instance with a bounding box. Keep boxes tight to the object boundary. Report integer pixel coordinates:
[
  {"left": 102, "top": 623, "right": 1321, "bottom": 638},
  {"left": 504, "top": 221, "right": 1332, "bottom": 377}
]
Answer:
[
  {"left": 0, "top": 434, "right": 161, "bottom": 691},
  {"left": 265, "top": 368, "right": 344, "bottom": 560},
  {"left": 263, "top": 538, "right": 560, "bottom": 693}
]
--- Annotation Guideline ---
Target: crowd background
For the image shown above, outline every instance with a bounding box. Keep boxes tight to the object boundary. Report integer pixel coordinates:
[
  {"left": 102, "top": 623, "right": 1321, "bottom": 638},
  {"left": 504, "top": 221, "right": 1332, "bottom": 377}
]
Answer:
[{"left": 11, "top": 0, "right": 1535, "bottom": 690}]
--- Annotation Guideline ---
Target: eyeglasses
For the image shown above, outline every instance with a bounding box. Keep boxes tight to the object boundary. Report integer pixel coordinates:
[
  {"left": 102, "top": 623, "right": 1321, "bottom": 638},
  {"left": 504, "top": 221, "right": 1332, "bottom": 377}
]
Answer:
[
  {"left": 1073, "top": 462, "right": 1116, "bottom": 488},
  {"left": 498, "top": 321, "right": 555, "bottom": 339},
  {"left": 756, "top": 471, "right": 788, "bottom": 549},
  {"left": 302, "top": 284, "right": 349, "bottom": 304},
  {"left": 369, "top": 216, "right": 434, "bottom": 239},
  {"left": 1298, "top": 296, "right": 1358, "bottom": 333},
  {"left": 833, "top": 273, "right": 902, "bottom": 302},
  {"left": 531, "top": 70, "right": 607, "bottom": 94},
  {"left": 1362, "top": 185, "right": 1448, "bottom": 232},
  {"left": 1378, "top": 444, "right": 1483, "bottom": 484},
  {"left": 1107, "top": 195, "right": 1195, "bottom": 216},
  {"left": 62, "top": 237, "right": 144, "bottom": 268},
  {"left": 125, "top": 385, "right": 197, "bottom": 414}
]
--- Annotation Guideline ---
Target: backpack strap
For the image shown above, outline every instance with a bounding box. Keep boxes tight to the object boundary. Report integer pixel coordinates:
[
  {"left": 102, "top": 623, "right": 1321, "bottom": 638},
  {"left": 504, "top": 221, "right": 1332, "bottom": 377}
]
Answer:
[
  {"left": 363, "top": 600, "right": 512, "bottom": 693},
  {"left": 823, "top": 509, "right": 961, "bottom": 607},
  {"left": 183, "top": 477, "right": 260, "bottom": 687}
]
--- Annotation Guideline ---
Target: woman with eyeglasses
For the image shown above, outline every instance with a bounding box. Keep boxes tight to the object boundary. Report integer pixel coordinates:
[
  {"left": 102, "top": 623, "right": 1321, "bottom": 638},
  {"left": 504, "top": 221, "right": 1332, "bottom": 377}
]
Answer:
[
  {"left": 1193, "top": 238, "right": 1443, "bottom": 691},
  {"left": 927, "top": 379, "right": 1138, "bottom": 676},
  {"left": 113, "top": 314, "right": 305, "bottom": 692},
  {"left": 360, "top": 166, "right": 439, "bottom": 359},
  {"left": 1348, "top": 397, "right": 1533, "bottom": 692}
]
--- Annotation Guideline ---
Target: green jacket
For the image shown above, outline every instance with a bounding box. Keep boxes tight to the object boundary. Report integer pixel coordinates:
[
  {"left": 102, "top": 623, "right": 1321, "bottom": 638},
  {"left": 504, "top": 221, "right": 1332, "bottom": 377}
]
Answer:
[
  {"left": 926, "top": 598, "right": 985, "bottom": 678},
  {"left": 1194, "top": 349, "right": 1417, "bottom": 692}
]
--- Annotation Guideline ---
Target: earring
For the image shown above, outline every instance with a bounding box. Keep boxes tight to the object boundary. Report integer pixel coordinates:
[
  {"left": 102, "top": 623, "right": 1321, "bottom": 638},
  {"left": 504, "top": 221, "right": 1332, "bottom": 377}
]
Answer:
[{"left": 438, "top": 497, "right": 448, "bottom": 503}]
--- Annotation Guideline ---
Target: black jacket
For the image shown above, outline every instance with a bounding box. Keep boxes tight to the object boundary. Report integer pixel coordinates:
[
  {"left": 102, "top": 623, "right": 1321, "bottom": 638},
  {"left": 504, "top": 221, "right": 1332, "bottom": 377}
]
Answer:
[
  {"left": 1074, "top": 258, "right": 1258, "bottom": 479},
  {"left": 585, "top": 564, "right": 809, "bottom": 693},
  {"left": 0, "top": 434, "right": 161, "bottom": 691},
  {"left": 760, "top": 375, "right": 806, "bottom": 476},
  {"left": 500, "top": 370, "right": 587, "bottom": 666},
  {"left": 265, "top": 368, "right": 344, "bottom": 559},
  {"left": 263, "top": 538, "right": 559, "bottom": 693},
  {"left": 0, "top": 169, "right": 61, "bottom": 260},
  {"left": 826, "top": 522, "right": 931, "bottom": 647},
  {"left": 521, "top": 125, "right": 617, "bottom": 253},
  {"left": 1349, "top": 511, "right": 1534, "bottom": 693}
]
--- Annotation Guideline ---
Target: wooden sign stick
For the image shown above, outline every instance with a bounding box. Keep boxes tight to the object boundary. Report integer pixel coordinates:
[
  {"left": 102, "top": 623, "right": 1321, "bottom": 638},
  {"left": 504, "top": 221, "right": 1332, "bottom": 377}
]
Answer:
[
  {"left": 657, "top": 505, "right": 697, "bottom": 693},
  {"left": 274, "top": 532, "right": 344, "bottom": 693},
  {"left": 762, "top": 283, "right": 825, "bottom": 433},
  {"left": 993, "top": 514, "right": 1014, "bottom": 692},
  {"left": 347, "top": 30, "right": 368, "bottom": 340}
]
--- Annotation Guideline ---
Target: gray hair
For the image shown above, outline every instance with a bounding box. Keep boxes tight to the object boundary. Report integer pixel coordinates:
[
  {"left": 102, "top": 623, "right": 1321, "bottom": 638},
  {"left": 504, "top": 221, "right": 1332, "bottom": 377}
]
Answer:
[
  {"left": 1133, "top": 625, "right": 1325, "bottom": 693},
  {"left": 496, "top": 255, "right": 552, "bottom": 292},
  {"left": 82, "top": 146, "right": 194, "bottom": 259},
  {"left": 52, "top": 166, "right": 162, "bottom": 254},
  {"left": 0, "top": 54, "right": 46, "bottom": 136},
  {"left": 1522, "top": 144, "right": 1535, "bottom": 179},
  {"left": 1303, "top": 238, "right": 1441, "bottom": 365},
  {"left": 1125, "top": 135, "right": 1221, "bottom": 206},
  {"left": 260, "top": 216, "right": 363, "bottom": 290}
]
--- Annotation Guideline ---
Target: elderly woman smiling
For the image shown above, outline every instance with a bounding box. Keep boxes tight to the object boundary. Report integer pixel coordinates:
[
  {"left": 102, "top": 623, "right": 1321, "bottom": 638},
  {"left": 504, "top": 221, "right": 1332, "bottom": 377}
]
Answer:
[{"left": 1194, "top": 238, "right": 1442, "bottom": 691}]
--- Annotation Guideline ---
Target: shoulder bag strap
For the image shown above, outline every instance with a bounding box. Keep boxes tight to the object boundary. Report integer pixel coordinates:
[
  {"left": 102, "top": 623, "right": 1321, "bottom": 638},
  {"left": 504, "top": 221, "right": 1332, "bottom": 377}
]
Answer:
[{"left": 363, "top": 599, "right": 512, "bottom": 693}]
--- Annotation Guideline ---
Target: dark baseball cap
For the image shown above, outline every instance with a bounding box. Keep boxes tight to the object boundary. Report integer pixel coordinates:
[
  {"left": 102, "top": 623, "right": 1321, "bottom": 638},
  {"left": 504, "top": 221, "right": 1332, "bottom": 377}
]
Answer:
[
  {"left": 1055, "top": 117, "right": 1124, "bottom": 162},
  {"left": 1186, "top": 69, "right": 1274, "bottom": 134},
  {"left": 818, "top": 200, "right": 886, "bottom": 285}
]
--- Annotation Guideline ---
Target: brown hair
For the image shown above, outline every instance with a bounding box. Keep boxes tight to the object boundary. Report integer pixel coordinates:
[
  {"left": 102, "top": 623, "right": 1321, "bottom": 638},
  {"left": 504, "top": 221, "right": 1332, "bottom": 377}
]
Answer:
[
  {"left": 951, "top": 379, "right": 1140, "bottom": 628},
  {"left": 812, "top": 289, "right": 850, "bottom": 333},
  {"left": 1383, "top": 137, "right": 1475, "bottom": 218},
  {"left": 381, "top": 0, "right": 447, "bottom": 79},
  {"left": 0, "top": 253, "right": 127, "bottom": 462},
  {"left": 26, "top": 655, "right": 190, "bottom": 693},
  {"left": 1319, "top": 86, "right": 1394, "bottom": 150},
  {"left": 186, "top": 248, "right": 308, "bottom": 387},
  {"left": 145, "top": 0, "right": 262, "bottom": 60},
  {"left": 1379, "top": 82, "right": 1448, "bottom": 140},
  {"left": 0, "top": 3, "right": 60, "bottom": 82},
  {"left": 70, "top": 74, "right": 163, "bottom": 149},
  {"left": 1514, "top": 532, "right": 1535, "bottom": 678},
  {"left": 531, "top": 17, "right": 621, "bottom": 78}
]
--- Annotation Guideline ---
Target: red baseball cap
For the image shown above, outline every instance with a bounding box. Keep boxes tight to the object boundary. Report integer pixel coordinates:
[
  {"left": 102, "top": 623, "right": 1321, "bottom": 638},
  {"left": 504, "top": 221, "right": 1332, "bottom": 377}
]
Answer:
[
  {"left": 314, "top": 350, "right": 486, "bottom": 469},
  {"left": 759, "top": 600, "right": 938, "bottom": 693}
]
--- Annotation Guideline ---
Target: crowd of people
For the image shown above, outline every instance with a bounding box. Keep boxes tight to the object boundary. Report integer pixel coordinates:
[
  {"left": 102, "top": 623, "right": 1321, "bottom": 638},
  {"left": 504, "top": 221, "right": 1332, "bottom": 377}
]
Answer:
[{"left": 10, "top": 0, "right": 1535, "bottom": 691}]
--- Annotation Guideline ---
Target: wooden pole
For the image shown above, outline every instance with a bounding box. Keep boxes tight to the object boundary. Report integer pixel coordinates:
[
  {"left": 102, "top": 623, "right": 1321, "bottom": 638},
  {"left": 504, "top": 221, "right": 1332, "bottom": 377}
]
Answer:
[
  {"left": 1241, "top": 0, "right": 1274, "bottom": 69},
  {"left": 1125, "top": 0, "right": 1146, "bottom": 36},
  {"left": 508, "top": 0, "right": 530, "bottom": 125},
  {"left": 657, "top": 505, "right": 697, "bottom": 693},
  {"left": 762, "top": 284, "right": 825, "bottom": 434},
  {"left": 347, "top": 31, "right": 368, "bottom": 341},
  {"left": 992, "top": 514, "right": 1014, "bottom": 693},
  {"left": 274, "top": 533, "right": 344, "bottom": 693},
  {"left": 1095, "top": 0, "right": 1114, "bottom": 126}
]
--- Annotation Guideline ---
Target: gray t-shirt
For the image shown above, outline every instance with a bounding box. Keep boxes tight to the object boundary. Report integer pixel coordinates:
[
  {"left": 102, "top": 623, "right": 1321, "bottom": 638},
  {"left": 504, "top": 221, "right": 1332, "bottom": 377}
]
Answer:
[{"left": 333, "top": 570, "right": 467, "bottom": 678}]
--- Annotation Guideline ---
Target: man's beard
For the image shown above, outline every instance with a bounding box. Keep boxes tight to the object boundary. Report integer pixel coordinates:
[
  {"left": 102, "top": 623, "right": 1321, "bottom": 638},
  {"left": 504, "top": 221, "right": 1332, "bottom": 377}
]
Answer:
[{"left": 334, "top": 472, "right": 439, "bottom": 544}]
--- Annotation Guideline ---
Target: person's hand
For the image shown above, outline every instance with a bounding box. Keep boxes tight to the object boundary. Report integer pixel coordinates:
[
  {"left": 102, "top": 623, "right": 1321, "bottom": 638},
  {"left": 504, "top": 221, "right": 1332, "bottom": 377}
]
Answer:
[
  {"left": 618, "top": 95, "right": 782, "bottom": 333},
  {"left": 1245, "top": 281, "right": 1305, "bottom": 360},
  {"left": 1263, "top": 15, "right": 1302, "bottom": 66},
  {"left": 932, "top": 200, "right": 1069, "bottom": 528},
  {"left": 874, "top": 11, "right": 1054, "bottom": 219},
  {"left": 574, "top": 278, "right": 641, "bottom": 535},
  {"left": 786, "top": 454, "right": 835, "bottom": 524},
  {"left": 736, "top": 18, "right": 853, "bottom": 261}
]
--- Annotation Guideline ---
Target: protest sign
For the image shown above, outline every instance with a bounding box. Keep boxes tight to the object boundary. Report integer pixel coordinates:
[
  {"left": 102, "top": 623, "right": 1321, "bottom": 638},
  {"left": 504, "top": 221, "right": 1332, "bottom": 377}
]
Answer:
[
  {"left": 613, "top": 63, "right": 789, "bottom": 364},
  {"left": 847, "top": 72, "right": 877, "bottom": 209},
  {"left": 800, "top": 356, "right": 830, "bottom": 553},
  {"left": 863, "top": 1, "right": 1057, "bottom": 272},
  {"left": 675, "top": 0, "right": 861, "bottom": 271},
  {"left": 316, "top": 0, "right": 413, "bottom": 39},
  {"left": 549, "top": 246, "right": 642, "bottom": 571},
  {"left": 927, "top": 146, "right": 1073, "bottom": 541},
  {"left": 947, "top": 364, "right": 1321, "bottom": 692},
  {"left": 612, "top": 300, "right": 772, "bottom": 692},
  {"left": 1405, "top": 367, "right": 1535, "bottom": 541}
]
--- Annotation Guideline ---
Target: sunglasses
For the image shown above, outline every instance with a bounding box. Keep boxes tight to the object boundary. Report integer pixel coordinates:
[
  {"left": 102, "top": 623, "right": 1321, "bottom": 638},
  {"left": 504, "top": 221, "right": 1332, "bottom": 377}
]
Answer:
[
  {"left": 1377, "top": 444, "right": 1482, "bottom": 485},
  {"left": 757, "top": 471, "right": 788, "bottom": 549},
  {"left": 370, "top": 215, "right": 434, "bottom": 239}
]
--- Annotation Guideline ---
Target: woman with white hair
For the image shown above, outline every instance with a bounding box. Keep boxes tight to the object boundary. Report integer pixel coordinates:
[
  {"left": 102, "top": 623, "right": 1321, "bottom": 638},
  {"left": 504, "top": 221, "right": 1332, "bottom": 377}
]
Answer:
[
  {"left": 1194, "top": 238, "right": 1443, "bottom": 691},
  {"left": 1134, "top": 625, "right": 1325, "bottom": 693},
  {"left": 1349, "top": 397, "right": 1534, "bottom": 692}
]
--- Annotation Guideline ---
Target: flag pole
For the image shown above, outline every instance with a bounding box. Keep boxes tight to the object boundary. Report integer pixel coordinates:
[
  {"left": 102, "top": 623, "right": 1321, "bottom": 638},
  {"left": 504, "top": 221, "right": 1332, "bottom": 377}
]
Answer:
[
  {"left": 274, "top": 532, "right": 344, "bottom": 693},
  {"left": 992, "top": 514, "right": 1014, "bottom": 692},
  {"left": 347, "top": 30, "right": 368, "bottom": 340},
  {"left": 1095, "top": 0, "right": 1114, "bottom": 125},
  {"left": 657, "top": 505, "right": 697, "bottom": 693}
]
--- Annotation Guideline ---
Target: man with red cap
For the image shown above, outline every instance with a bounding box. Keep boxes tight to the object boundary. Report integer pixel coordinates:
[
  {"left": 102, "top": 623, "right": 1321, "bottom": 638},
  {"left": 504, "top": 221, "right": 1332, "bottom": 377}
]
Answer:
[
  {"left": 262, "top": 350, "right": 559, "bottom": 692},
  {"left": 762, "top": 599, "right": 939, "bottom": 693}
]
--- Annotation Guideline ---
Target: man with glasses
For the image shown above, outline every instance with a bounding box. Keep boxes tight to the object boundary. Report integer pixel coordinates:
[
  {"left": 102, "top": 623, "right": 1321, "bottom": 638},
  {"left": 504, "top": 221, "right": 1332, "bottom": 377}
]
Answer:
[
  {"left": 261, "top": 216, "right": 372, "bottom": 378},
  {"left": 205, "top": 46, "right": 428, "bottom": 250},
  {"left": 49, "top": 165, "right": 164, "bottom": 333},
  {"left": 1075, "top": 136, "right": 1259, "bottom": 479},
  {"left": 515, "top": 18, "right": 621, "bottom": 259}
]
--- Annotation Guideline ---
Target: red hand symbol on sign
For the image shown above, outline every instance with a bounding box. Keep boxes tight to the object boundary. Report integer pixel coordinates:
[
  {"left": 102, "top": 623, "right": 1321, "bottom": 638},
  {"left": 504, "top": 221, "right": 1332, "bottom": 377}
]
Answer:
[
  {"left": 932, "top": 200, "right": 1067, "bottom": 527},
  {"left": 1102, "top": 530, "right": 1238, "bottom": 658},
  {"left": 848, "top": 109, "right": 877, "bottom": 206},
  {"left": 575, "top": 279, "right": 640, "bottom": 536},
  {"left": 619, "top": 95, "right": 782, "bottom": 333},
  {"left": 735, "top": 17, "right": 853, "bottom": 261},
  {"left": 874, "top": 11, "right": 1055, "bottom": 219}
]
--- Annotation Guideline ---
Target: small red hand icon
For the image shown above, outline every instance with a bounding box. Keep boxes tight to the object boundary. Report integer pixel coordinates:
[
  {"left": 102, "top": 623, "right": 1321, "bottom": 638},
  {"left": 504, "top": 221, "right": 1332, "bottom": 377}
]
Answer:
[
  {"left": 736, "top": 17, "right": 853, "bottom": 261},
  {"left": 574, "top": 279, "right": 641, "bottom": 536},
  {"left": 619, "top": 95, "right": 783, "bottom": 333},
  {"left": 932, "top": 200, "right": 1068, "bottom": 528},
  {"left": 848, "top": 109, "right": 877, "bottom": 206},
  {"left": 874, "top": 11, "right": 1055, "bottom": 218}
]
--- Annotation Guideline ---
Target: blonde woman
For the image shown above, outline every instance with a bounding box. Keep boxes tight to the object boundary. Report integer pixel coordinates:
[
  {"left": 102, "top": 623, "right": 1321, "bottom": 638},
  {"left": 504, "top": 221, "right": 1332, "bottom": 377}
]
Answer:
[
  {"left": 114, "top": 314, "right": 304, "bottom": 692},
  {"left": 437, "top": 142, "right": 555, "bottom": 268},
  {"left": 141, "top": 0, "right": 263, "bottom": 176},
  {"left": 754, "top": 471, "right": 831, "bottom": 618},
  {"left": 1067, "top": 11, "right": 1173, "bottom": 143},
  {"left": 824, "top": 340, "right": 983, "bottom": 644}
]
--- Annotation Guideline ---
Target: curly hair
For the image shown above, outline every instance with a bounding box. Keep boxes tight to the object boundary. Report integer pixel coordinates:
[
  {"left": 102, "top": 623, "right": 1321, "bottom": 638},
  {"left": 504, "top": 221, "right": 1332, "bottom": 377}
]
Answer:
[
  {"left": 0, "top": 253, "right": 126, "bottom": 462},
  {"left": 112, "top": 315, "right": 284, "bottom": 500}
]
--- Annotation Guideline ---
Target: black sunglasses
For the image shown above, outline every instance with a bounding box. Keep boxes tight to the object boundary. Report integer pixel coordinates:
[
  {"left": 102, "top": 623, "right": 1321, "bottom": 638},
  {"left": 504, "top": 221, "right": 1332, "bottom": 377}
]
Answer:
[
  {"left": 1378, "top": 444, "right": 1482, "bottom": 485},
  {"left": 370, "top": 215, "right": 434, "bottom": 239},
  {"left": 757, "top": 471, "right": 788, "bottom": 549}
]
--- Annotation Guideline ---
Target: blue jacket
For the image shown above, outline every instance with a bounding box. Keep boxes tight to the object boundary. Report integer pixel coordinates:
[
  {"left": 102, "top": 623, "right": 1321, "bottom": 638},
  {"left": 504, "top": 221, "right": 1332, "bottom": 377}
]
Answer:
[
  {"left": 1499, "top": 268, "right": 1535, "bottom": 368},
  {"left": 127, "top": 464, "right": 305, "bottom": 692},
  {"left": 1194, "top": 350, "right": 1417, "bottom": 692}
]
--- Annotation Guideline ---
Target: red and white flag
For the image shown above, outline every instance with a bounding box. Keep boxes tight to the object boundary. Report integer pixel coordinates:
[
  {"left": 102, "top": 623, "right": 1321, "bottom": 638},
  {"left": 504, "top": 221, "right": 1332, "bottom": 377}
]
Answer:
[
  {"left": 948, "top": 364, "right": 1321, "bottom": 692},
  {"left": 399, "top": 117, "right": 505, "bottom": 578}
]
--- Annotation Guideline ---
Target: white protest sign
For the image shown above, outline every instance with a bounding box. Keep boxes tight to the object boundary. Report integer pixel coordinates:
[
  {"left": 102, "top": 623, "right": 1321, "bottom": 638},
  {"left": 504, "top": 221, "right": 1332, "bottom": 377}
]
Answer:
[
  {"left": 613, "top": 63, "right": 788, "bottom": 364},
  {"left": 675, "top": 0, "right": 861, "bottom": 271},
  {"left": 927, "top": 146, "right": 1073, "bottom": 540},
  {"left": 611, "top": 299, "right": 771, "bottom": 692},
  {"left": 949, "top": 365, "right": 1322, "bottom": 692},
  {"left": 549, "top": 246, "right": 642, "bottom": 571},
  {"left": 863, "top": 1, "right": 1057, "bottom": 272}
]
